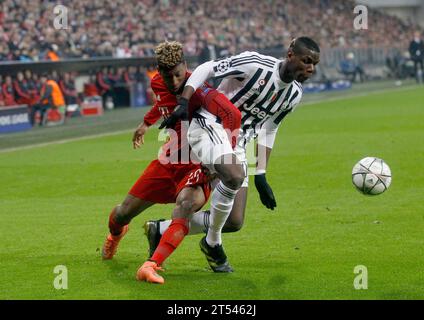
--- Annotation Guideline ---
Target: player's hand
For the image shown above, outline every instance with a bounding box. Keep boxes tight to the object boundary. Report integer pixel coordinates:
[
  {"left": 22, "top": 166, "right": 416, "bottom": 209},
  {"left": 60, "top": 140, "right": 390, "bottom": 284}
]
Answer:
[
  {"left": 254, "top": 174, "right": 276, "bottom": 210},
  {"left": 159, "top": 97, "right": 189, "bottom": 129},
  {"left": 132, "top": 122, "right": 149, "bottom": 149}
]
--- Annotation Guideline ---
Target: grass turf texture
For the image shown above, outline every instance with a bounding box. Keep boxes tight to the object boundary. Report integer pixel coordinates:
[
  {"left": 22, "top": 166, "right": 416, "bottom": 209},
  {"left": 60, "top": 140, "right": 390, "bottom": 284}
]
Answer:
[{"left": 0, "top": 87, "right": 423, "bottom": 299}]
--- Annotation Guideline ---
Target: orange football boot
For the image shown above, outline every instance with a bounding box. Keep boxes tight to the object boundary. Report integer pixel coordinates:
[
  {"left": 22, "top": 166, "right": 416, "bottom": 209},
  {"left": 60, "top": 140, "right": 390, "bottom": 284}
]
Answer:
[{"left": 101, "top": 225, "right": 129, "bottom": 260}]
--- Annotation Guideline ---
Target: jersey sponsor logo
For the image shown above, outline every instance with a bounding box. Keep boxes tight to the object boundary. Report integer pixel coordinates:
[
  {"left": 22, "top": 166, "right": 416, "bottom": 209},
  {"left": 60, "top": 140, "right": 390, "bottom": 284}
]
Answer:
[{"left": 241, "top": 103, "right": 271, "bottom": 121}]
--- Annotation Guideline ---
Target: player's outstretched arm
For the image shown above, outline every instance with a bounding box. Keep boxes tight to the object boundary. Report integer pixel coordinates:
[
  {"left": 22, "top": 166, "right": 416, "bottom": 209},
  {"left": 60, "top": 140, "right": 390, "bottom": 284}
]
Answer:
[
  {"left": 132, "top": 122, "right": 150, "bottom": 149},
  {"left": 183, "top": 61, "right": 215, "bottom": 100}
]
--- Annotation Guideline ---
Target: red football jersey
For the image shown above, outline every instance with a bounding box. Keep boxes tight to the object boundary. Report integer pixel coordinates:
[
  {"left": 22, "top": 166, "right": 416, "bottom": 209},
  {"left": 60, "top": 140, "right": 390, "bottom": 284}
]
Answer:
[{"left": 143, "top": 72, "right": 241, "bottom": 163}]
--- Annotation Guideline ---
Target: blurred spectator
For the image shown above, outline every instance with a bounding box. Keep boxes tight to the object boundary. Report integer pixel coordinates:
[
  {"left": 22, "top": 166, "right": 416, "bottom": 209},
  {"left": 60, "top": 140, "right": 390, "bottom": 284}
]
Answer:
[
  {"left": 198, "top": 35, "right": 219, "bottom": 64},
  {"left": 30, "top": 73, "right": 66, "bottom": 126},
  {"left": 50, "top": 70, "right": 60, "bottom": 82},
  {"left": 386, "top": 53, "right": 399, "bottom": 79},
  {"left": 59, "top": 72, "right": 79, "bottom": 105},
  {"left": 2, "top": 75, "right": 17, "bottom": 106},
  {"left": 398, "top": 51, "right": 416, "bottom": 79},
  {"left": 0, "top": 75, "right": 4, "bottom": 106},
  {"left": 45, "top": 44, "right": 60, "bottom": 61},
  {"left": 339, "top": 52, "right": 365, "bottom": 83},
  {"left": 385, "top": 51, "right": 415, "bottom": 80},
  {"left": 111, "top": 67, "right": 130, "bottom": 107},
  {"left": 32, "top": 73, "right": 42, "bottom": 94},
  {"left": 124, "top": 66, "right": 138, "bottom": 85},
  {"left": 84, "top": 74, "right": 100, "bottom": 97},
  {"left": 24, "top": 69, "right": 40, "bottom": 106},
  {"left": 13, "top": 72, "right": 32, "bottom": 105},
  {"left": 409, "top": 31, "right": 424, "bottom": 83},
  {"left": 0, "top": 0, "right": 421, "bottom": 62},
  {"left": 96, "top": 67, "right": 116, "bottom": 109}
]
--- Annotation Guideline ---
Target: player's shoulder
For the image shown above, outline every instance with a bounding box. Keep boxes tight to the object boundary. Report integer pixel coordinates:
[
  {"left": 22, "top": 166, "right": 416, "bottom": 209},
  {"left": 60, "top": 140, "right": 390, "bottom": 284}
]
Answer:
[
  {"left": 230, "top": 51, "right": 279, "bottom": 70},
  {"left": 151, "top": 73, "right": 162, "bottom": 85},
  {"left": 151, "top": 73, "right": 166, "bottom": 90},
  {"left": 234, "top": 51, "right": 278, "bottom": 62}
]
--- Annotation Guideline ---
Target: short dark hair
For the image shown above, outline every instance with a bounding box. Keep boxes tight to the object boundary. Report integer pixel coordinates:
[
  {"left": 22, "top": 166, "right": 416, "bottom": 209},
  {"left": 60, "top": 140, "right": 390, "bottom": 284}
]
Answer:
[{"left": 289, "top": 37, "right": 320, "bottom": 54}]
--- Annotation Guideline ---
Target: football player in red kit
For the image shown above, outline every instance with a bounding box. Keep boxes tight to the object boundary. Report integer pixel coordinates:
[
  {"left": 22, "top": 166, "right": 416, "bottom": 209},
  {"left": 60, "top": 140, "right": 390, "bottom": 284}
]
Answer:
[{"left": 101, "top": 41, "right": 241, "bottom": 284}]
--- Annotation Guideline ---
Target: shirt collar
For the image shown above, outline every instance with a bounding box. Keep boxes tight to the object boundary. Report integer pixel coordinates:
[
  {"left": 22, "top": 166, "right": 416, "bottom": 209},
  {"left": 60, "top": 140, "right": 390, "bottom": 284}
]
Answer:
[{"left": 273, "top": 60, "right": 291, "bottom": 89}]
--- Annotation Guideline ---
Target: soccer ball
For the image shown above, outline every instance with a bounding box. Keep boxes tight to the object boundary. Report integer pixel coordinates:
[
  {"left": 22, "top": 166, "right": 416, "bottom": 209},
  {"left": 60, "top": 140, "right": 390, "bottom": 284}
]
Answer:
[{"left": 352, "top": 157, "right": 392, "bottom": 195}]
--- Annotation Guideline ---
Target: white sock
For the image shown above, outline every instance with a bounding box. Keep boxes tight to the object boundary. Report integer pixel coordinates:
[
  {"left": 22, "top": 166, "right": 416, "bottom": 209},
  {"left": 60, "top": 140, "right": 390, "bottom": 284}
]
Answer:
[
  {"left": 206, "top": 181, "right": 238, "bottom": 247},
  {"left": 188, "top": 210, "right": 210, "bottom": 235},
  {"left": 158, "top": 220, "right": 171, "bottom": 234},
  {"left": 158, "top": 210, "right": 211, "bottom": 235}
]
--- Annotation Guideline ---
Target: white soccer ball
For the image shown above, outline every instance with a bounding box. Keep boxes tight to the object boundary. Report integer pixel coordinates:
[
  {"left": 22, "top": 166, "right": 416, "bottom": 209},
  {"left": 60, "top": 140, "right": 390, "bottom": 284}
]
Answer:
[{"left": 352, "top": 157, "right": 392, "bottom": 195}]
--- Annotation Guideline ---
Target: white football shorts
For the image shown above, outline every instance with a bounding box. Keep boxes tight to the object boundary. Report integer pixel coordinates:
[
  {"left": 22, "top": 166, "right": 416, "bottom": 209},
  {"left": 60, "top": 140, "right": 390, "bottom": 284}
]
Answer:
[{"left": 188, "top": 116, "right": 248, "bottom": 187}]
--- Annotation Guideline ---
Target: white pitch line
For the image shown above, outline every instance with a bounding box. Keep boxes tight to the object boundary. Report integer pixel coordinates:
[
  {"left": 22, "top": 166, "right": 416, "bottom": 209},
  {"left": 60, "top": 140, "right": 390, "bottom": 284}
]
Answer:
[
  {"left": 302, "top": 84, "right": 420, "bottom": 106},
  {"left": 0, "top": 129, "right": 133, "bottom": 154},
  {"left": 0, "top": 84, "right": 420, "bottom": 154}
]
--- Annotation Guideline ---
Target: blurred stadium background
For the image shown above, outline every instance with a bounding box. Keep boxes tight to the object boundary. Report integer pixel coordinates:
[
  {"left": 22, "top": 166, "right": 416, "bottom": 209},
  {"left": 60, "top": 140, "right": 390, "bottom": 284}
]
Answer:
[
  {"left": 0, "top": 0, "right": 423, "bottom": 138},
  {"left": 1, "top": 0, "right": 424, "bottom": 300}
]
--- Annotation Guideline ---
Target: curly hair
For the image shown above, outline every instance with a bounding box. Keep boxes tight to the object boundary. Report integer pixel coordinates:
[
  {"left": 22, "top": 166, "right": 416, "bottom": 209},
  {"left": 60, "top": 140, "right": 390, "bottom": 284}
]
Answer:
[{"left": 155, "top": 41, "right": 185, "bottom": 70}]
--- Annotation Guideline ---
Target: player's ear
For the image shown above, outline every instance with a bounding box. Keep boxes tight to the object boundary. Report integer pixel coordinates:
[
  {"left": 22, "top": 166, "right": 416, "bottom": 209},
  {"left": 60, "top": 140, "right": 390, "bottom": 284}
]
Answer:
[{"left": 286, "top": 48, "right": 294, "bottom": 60}]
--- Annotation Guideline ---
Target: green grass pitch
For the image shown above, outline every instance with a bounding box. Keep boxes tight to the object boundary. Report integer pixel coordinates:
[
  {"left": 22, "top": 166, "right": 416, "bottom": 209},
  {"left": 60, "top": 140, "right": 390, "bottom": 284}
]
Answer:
[{"left": 1, "top": 86, "right": 423, "bottom": 299}]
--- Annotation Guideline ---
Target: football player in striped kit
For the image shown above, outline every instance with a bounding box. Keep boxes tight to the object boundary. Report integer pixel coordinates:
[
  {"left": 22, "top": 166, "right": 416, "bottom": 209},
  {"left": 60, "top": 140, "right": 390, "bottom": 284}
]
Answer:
[{"left": 147, "top": 37, "right": 320, "bottom": 271}]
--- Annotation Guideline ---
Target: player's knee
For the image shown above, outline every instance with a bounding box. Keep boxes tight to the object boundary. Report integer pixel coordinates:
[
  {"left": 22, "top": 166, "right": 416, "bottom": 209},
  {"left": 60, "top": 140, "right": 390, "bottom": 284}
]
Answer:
[
  {"left": 115, "top": 203, "right": 136, "bottom": 223},
  {"left": 113, "top": 205, "right": 128, "bottom": 224},
  {"left": 222, "top": 167, "right": 244, "bottom": 190},
  {"left": 176, "top": 198, "right": 197, "bottom": 215}
]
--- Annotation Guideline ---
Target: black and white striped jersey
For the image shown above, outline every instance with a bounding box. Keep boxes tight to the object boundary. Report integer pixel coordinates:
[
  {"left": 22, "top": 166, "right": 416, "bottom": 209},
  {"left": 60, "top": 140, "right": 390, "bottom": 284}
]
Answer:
[{"left": 190, "top": 51, "right": 303, "bottom": 146}]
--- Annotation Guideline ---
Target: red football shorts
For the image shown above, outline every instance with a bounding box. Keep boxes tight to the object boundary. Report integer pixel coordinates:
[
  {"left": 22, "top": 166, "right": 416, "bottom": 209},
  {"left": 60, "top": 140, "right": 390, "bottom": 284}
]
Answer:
[{"left": 129, "top": 160, "right": 211, "bottom": 204}]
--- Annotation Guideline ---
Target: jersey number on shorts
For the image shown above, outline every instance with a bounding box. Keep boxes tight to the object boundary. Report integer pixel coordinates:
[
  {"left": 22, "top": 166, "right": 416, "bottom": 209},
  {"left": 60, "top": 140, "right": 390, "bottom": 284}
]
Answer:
[{"left": 186, "top": 169, "right": 202, "bottom": 185}]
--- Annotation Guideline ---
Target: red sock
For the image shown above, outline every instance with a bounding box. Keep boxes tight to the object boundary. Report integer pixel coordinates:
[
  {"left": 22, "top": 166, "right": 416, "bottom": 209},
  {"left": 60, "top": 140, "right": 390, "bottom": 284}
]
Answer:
[
  {"left": 108, "top": 208, "right": 127, "bottom": 236},
  {"left": 150, "top": 218, "right": 189, "bottom": 266}
]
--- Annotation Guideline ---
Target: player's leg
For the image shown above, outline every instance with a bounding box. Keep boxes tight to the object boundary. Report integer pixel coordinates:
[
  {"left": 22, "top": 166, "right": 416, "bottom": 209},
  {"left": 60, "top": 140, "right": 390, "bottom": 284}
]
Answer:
[
  {"left": 184, "top": 146, "right": 248, "bottom": 235},
  {"left": 148, "top": 169, "right": 248, "bottom": 258},
  {"left": 222, "top": 186, "right": 248, "bottom": 232},
  {"left": 103, "top": 159, "right": 174, "bottom": 260},
  {"left": 147, "top": 185, "right": 248, "bottom": 249},
  {"left": 137, "top": 186, "right": 206, "bottom": 284},
  {"left": 108, "top": 194, "right": 155, "bottom": 235},
  {"left": 205, "top": 155, "right": 244, "bottom": 246},
  {"left": 102, "top": 195, "right": 154, "bottom": 260}
]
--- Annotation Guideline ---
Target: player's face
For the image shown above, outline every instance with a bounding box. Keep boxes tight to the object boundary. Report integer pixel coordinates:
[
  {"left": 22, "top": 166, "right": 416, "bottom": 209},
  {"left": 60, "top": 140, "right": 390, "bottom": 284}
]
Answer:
[
  {"left": 287, "top": 47, "right": 320, "bottom": 83},
  {"left": 160, "top": 63, "right": 187, "bottom": 94}
]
